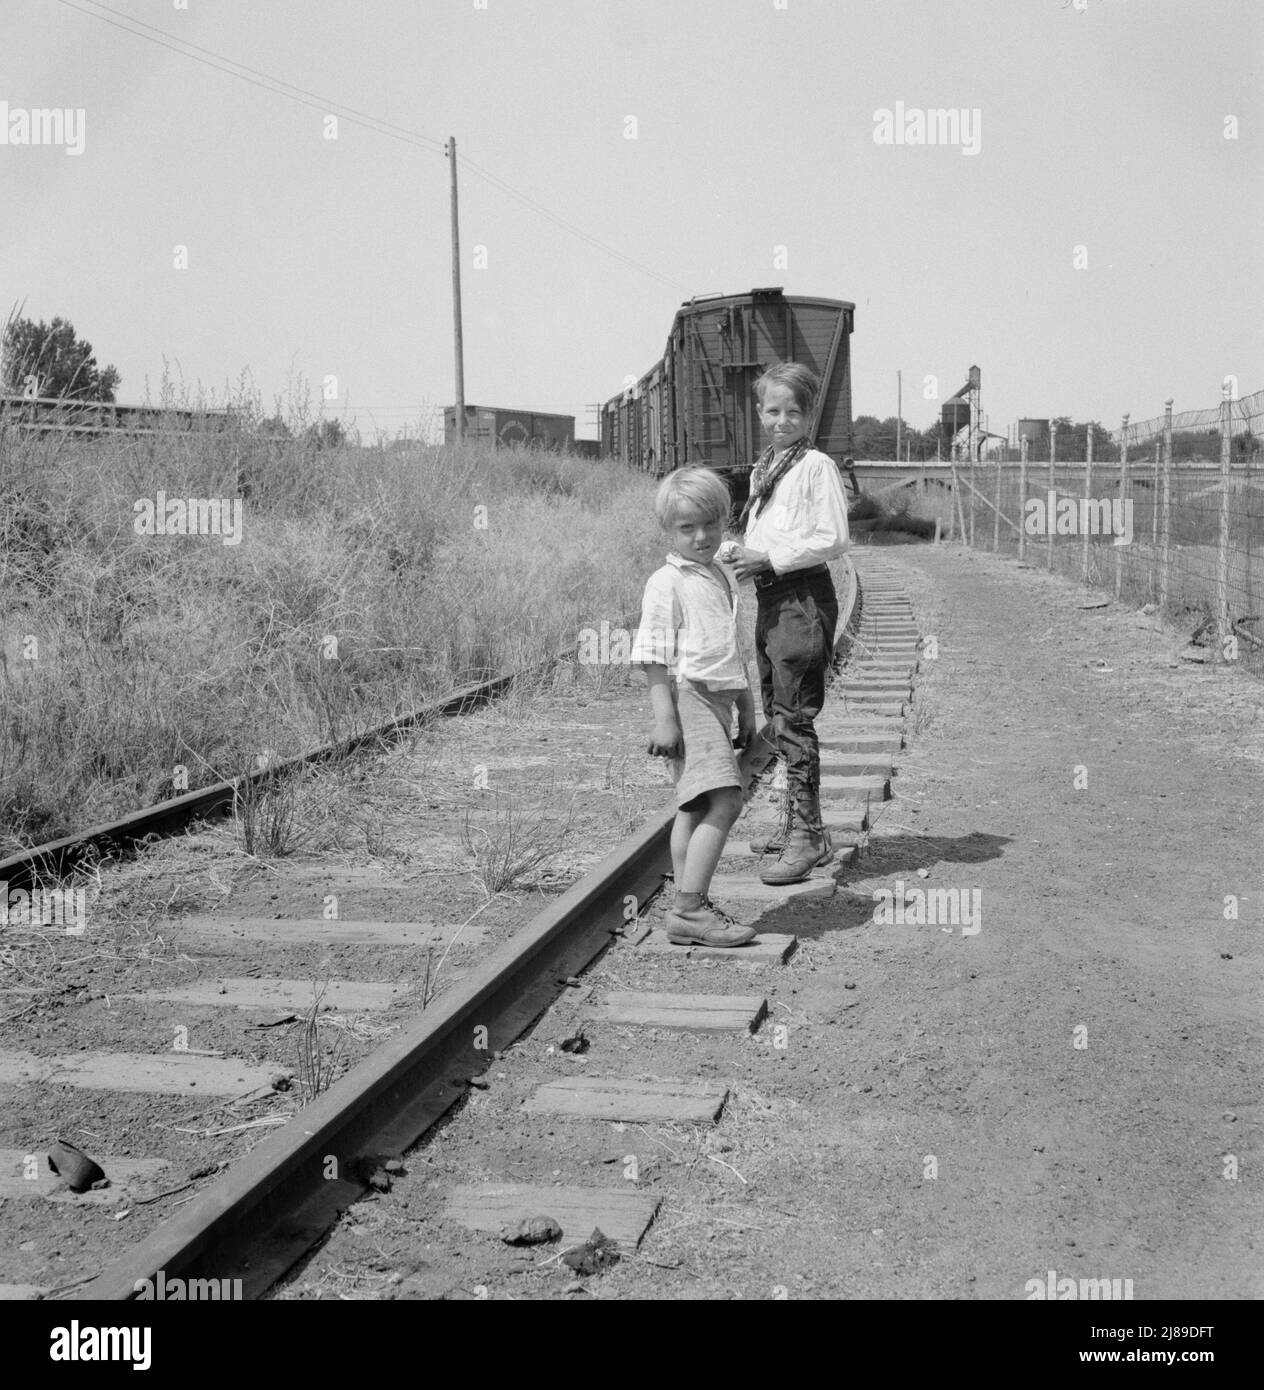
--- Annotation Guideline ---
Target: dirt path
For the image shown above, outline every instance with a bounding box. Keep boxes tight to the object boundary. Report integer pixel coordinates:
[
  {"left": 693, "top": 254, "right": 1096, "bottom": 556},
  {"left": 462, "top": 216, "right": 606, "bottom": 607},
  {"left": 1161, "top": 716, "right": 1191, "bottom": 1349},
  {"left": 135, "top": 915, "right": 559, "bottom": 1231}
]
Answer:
[{"left": 732, "top": 544, "right": 1263, "bottom": 1298}]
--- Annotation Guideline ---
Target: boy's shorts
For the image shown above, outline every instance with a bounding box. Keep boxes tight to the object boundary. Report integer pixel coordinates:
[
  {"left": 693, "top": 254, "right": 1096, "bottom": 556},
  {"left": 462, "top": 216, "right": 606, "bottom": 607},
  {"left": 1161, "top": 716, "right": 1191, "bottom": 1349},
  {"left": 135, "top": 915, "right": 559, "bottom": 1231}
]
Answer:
[{"left": 669, "top": 678, "right": 744, "bottom": 810}]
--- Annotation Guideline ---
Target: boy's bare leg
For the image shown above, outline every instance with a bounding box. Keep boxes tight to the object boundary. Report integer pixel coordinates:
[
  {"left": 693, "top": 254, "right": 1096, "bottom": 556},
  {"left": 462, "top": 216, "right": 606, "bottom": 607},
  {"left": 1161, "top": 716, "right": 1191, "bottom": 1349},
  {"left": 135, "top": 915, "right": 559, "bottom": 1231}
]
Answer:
[
  {"left": 670, "top": 806, "right": 700, "bottom": 893},
  {"left": 677, "top": 788, "right": 743, "bottom": 900},
  {"left": 666, "top": 788, "right": 755, "bottom": 946}
]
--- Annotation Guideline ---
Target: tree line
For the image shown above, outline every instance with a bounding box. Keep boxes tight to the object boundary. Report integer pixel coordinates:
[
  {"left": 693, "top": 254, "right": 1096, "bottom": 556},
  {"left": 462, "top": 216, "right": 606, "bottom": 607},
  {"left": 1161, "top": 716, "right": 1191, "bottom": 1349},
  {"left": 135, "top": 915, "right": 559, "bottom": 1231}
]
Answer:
[{"left": 2, "top": 314, "right": 119, "bottom": 401}]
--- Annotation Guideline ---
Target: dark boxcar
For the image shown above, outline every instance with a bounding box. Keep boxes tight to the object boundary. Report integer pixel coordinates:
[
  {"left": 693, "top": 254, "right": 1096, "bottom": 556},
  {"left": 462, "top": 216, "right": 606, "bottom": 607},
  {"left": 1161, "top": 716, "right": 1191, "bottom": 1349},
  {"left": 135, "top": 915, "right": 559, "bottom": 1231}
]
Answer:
[
  {"left": 600, "top": 287, "right": 854, "bottom": 499},
  {"left": 444, "top": 405, "right": 575, "bottom": 449}
]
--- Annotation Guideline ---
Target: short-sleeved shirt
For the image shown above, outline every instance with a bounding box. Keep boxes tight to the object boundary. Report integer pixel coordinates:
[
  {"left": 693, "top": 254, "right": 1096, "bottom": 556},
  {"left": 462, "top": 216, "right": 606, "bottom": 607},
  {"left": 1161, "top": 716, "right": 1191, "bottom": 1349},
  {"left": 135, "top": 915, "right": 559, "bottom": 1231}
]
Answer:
[{"left": 630, "top": 552, "right": 748, "bottom": 690}]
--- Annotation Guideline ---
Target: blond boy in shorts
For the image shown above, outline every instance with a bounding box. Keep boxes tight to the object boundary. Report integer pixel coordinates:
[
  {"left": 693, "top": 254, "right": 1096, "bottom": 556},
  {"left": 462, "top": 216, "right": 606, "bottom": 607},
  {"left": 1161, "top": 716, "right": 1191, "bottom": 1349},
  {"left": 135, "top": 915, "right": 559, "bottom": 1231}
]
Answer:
[{"left": 632, "top": 468, "right": 758, "bottom": 947}]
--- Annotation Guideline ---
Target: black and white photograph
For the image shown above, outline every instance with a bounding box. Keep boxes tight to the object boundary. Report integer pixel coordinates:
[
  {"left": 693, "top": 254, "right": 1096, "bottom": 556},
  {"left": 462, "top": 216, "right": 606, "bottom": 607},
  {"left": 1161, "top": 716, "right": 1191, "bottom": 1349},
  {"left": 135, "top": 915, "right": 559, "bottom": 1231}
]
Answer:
[{"left": 0, "top": 0, "right": 1259, "bottom": 1347}]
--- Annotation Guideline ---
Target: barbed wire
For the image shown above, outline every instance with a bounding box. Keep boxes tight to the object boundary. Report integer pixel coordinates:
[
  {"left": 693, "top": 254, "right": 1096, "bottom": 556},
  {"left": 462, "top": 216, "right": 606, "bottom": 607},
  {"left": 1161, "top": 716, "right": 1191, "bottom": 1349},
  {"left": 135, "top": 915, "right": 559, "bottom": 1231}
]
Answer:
[{"left": 1115, "top": 389, "right": 1264, "bottom": 448}]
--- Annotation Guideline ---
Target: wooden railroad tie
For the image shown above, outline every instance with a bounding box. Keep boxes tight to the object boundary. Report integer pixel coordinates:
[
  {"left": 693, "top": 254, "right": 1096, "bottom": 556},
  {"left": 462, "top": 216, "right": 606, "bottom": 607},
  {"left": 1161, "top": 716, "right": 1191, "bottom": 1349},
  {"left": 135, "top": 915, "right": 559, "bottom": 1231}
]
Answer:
[
  {"left": 585, "top": 991, "right": 768, "bottom": 1033},
  {"left": 524, "top": 1075, "right": 729, "bottom": 1124},
  {"left": 0, "top": 1050, "right": 278, "bottom": 1097},
  {"left": 443, "top": 1183, "right": 660, "bottom": 1248}
]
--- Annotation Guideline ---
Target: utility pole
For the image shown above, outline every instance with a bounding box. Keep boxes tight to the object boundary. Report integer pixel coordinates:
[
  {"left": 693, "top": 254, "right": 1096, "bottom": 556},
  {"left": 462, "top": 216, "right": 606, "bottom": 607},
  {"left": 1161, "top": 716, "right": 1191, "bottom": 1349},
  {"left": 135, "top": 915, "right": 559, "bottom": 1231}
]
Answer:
[
  {"left": 447, "top": 136, "right": 465, "bottom": 442},
  {"left": 896, "top": 369, "right": 902, "bottom": 464}
]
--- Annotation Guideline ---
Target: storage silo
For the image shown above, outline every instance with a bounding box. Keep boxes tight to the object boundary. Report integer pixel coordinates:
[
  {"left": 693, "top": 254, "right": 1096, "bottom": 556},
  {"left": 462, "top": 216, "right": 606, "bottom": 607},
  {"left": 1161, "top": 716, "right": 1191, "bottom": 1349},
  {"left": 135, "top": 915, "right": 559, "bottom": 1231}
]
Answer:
[{"left": 941, "top": 401, "right": 971, "bottom": 435}]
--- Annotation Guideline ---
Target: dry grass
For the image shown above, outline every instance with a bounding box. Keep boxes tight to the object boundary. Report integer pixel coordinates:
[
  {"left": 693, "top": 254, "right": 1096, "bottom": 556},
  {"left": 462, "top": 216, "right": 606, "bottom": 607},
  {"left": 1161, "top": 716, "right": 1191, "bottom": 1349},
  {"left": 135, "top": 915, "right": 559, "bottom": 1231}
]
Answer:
[
  {"left": 458, "top": 793, "right": 577, "bottom": 896},
  {"left": 0, "top": 405, "right": 661, "bottom": 853},
  {"left": 908, "top": 692, "right": 941, "bottom": 739},
  {"left": 295, "top": 974, "right": 348, "bottom": 1103},
  {"left": 234, "top": 768, "right": 302, "bottom": 859}
]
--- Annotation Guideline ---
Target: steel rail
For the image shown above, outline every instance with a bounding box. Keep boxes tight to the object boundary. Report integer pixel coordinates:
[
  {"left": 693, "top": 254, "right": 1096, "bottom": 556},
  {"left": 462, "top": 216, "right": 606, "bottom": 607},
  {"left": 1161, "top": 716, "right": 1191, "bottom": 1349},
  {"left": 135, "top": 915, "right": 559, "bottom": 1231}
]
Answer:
[
  {"left": 0, "top": 611, "right": 641, "bottom": 892},
  {"left": 0, "top": 675, "right": 511, "bottom": 892},
  {"left": 73, "top": 561, "right": 862, "bottom": 1300}
]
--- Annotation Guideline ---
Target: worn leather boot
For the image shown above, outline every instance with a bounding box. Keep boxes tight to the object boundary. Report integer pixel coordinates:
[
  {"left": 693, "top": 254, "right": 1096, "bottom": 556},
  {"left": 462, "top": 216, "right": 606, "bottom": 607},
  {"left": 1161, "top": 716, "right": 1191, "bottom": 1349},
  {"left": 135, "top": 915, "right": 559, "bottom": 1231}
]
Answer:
[
  {"left": 759, "top": 791, "right": 832, "bottom": 885},
  {"left": 666, "top": 903, "right": 757, "bottom": 947},
  {"left": 748, "top": 781, "right": 793, "bottom": 855}
]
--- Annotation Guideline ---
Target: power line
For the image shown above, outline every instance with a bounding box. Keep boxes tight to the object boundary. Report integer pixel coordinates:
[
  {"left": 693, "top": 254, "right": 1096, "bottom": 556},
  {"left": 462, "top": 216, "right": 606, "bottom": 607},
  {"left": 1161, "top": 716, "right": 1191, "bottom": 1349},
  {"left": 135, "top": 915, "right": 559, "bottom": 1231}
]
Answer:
[
  {"left": 54, "top": 0, "right": 445, "bottom": 151},
  {"left": 54, "top": 0, "right": 689, "bottom": 291},
  {"left": 457, "top": 153, "right": 686, "bottom": 289}
]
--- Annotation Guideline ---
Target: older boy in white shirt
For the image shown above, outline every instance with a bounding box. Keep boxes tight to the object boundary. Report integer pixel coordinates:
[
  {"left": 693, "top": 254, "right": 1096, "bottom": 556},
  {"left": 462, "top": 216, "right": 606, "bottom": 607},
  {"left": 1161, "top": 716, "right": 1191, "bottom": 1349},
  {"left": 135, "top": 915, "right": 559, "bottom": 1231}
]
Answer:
[{"left": 725, "top": 362, "right": 852, "bottom": 885}]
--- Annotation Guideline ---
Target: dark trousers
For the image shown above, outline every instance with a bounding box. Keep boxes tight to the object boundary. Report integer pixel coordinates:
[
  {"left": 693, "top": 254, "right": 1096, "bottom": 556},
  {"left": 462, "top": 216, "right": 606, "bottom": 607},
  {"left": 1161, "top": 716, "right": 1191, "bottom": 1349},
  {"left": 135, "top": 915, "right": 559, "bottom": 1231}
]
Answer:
[{"left": 753, "top": 567, "right": 838, "bottom": 830}]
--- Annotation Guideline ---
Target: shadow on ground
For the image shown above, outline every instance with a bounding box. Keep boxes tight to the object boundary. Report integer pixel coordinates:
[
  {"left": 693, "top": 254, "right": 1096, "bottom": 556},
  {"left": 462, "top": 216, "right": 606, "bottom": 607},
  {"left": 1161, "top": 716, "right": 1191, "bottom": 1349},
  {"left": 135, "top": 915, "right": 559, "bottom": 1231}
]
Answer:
[
  {"left": 746, "top": 830, "right": 1011, "bottom": 942},
  {"left": 853, "top": 829, "right": 1011, "bottom": 878}
]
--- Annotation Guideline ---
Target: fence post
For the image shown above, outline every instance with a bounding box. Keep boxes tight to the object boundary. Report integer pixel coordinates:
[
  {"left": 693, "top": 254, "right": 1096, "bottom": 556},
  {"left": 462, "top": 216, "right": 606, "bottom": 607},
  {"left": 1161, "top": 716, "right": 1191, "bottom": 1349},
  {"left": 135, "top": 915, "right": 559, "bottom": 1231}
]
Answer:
[
  {"left": 950, "top": 458, "right": 966, "bottom": 542},
  {"left": 1150, "top": 440, "right": 1160, "bottom": 600},
  {"left": 1083, "top": 426, "right": 1093, "bottom": 584},
  {"left": 1047, "top": 421, "right": 1058, "bottom": 571},
  {"left": 1116, "top": 421, "right": 1129, "bottom": 600},
  {"left": 1018, "top": 435, "right": 1029, "bottom": 562},
  {"left": 1216, "top": 383, "right": 1233, "bottom": 662},
  {"left": 968, "top": 451, "right": 976, "bottom": 548},
  {"left": 993, "top": 449, "right": 1002, "bottom": 552},
  {"left": 1245, "top": 428, "right": 1254, "bottom": 637},
  {"left": 1159, "top": 399, "right": 1173, "bottom": 616}
]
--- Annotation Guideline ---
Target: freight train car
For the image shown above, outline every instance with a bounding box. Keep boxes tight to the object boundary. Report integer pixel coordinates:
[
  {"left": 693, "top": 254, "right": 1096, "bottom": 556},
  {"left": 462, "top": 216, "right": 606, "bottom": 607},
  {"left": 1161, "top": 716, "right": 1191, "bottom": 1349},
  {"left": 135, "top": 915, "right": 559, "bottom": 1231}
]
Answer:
[
  {"left": 600, "top": 286, "right": 854, "bottom": 504},
  {"left": 444, "top": 405, "right": 575, "bottom": 449}
]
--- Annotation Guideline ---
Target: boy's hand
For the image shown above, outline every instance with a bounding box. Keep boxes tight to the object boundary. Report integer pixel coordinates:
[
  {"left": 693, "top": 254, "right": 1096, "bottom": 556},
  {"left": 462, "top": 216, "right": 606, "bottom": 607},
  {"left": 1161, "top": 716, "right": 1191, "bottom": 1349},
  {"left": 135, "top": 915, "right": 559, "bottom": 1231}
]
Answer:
[
  {"left": 728, "top": 545, "right": 772, "bottom": 582},
  {"left": 734, "top": 704, "right": 756, "bottom": 751},
  {"left": 648, "top": 717, "right": 683, "bottom": 760}
]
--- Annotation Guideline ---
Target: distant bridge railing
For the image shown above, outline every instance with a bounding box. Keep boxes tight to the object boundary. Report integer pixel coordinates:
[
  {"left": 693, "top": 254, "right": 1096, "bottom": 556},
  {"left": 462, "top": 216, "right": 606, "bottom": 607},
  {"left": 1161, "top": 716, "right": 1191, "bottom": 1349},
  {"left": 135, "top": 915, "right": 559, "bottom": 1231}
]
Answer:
[{"left": 0, "top": 394, "right": 236, "bottom": 437}]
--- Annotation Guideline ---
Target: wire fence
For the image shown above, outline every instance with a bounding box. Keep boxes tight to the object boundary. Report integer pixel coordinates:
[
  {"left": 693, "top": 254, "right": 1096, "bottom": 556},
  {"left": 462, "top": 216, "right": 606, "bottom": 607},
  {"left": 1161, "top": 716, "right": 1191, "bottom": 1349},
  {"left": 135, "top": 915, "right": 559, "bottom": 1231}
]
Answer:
[{"left": 947, "top": 388, "right": 1264, "bottom": 675}]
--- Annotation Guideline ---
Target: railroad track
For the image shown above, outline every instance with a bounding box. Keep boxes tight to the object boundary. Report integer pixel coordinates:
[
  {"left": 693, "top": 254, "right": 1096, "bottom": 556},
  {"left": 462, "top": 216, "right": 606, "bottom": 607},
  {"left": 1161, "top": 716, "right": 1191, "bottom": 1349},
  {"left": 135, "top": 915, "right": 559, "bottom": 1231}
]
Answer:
[
  {"left": 0, "top": 552, "right": 923, "bottom": 1301},
  {"left": 0, "top": 600, "right": 651, "bottom": 892}
]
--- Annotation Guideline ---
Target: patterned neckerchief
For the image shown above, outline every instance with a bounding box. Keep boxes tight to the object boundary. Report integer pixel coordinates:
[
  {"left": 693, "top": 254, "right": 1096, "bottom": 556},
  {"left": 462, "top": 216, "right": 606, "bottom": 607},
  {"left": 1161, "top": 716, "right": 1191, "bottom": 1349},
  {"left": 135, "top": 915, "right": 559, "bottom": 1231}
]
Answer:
[{"left": 738, "top": 437, "right": 812, "bottom": 529}]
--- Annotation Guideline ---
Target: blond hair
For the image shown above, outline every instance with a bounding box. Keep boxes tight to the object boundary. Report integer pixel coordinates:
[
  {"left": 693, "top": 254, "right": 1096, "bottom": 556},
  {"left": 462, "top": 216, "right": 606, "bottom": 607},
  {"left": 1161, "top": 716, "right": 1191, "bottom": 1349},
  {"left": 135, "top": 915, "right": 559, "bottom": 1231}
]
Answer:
[{"left": 654, "top": 467, "right": 731, "bottom": 528}]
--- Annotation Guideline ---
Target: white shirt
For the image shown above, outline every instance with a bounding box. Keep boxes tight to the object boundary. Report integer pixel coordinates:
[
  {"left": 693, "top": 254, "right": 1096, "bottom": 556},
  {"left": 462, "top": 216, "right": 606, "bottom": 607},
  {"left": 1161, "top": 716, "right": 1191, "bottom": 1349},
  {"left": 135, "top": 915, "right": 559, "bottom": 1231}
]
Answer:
[
  {"left": 631, "top": 552, "right": 749, "bottom": 690},
  {"left": 743, "top": 446, "right": 852, "bottom": 575}
]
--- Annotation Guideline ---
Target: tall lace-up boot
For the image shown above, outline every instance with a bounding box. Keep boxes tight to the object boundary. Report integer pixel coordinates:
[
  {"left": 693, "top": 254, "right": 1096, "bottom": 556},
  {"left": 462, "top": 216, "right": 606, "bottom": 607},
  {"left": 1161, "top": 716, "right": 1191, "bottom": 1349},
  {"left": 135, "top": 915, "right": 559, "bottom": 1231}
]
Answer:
[{"left": 758, "top": 789, "right": 832, "bottom": 885}]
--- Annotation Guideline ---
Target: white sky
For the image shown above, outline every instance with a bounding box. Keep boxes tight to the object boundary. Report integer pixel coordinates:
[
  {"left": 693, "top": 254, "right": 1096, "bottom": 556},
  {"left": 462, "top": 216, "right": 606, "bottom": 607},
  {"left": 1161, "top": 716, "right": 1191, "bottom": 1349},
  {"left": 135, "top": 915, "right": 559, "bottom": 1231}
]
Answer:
[{"left": 3, "top": 0, "right": 1260, "bottom": 441}]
